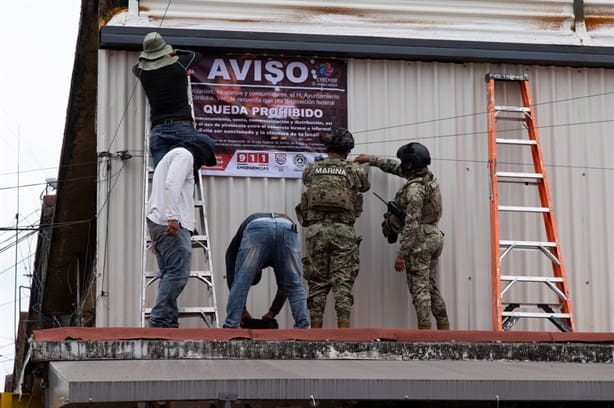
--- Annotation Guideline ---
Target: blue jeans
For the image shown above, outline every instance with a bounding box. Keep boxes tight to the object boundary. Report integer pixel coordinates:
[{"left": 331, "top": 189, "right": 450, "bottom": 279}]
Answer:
[
  {"left": 150, "top": 122, "right": 198, "bottom": 168},
  {"left": 224, "top": 217, "right": 309, "bottom": 328},
  {"left": 147, "top": 219, "right": 192, "bottom": 328}
]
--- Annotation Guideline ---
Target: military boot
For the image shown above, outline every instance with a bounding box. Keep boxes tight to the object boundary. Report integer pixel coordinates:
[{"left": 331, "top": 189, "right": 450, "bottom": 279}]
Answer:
[
  {"left": 417, "top": 321, "right": 432, "bottom": 330},
  {"left": 436, "top": 318, "right": 450, "bottom": 330},
  {"left": 310, "top": 319, "right": 323, "bottom": 328},
  {"left": 337, "top": 319, "right": 351, "bottom": 328}
]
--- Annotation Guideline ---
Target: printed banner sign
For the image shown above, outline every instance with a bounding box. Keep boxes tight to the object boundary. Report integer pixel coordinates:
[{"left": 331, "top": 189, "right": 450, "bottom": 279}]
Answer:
[{"left": 190, "top": 55, "right": 347, "bottom": 178}]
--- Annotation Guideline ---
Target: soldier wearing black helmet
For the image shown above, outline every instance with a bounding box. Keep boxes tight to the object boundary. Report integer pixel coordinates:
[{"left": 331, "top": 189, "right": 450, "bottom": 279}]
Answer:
[
  {"left": 355, "top": 143, "right": 449, "bottom": 330},
  {"left": 296, "top": 128, "right": 370, "bottom": 328}
]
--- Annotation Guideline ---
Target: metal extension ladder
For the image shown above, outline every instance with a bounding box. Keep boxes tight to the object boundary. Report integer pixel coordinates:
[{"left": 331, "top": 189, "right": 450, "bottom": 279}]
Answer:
[
  {"left": 141, "top": 158, "right": 219, "bottom": 328},
  {"left": 485, "top": 72, "right": 575, "bottom": 332}
]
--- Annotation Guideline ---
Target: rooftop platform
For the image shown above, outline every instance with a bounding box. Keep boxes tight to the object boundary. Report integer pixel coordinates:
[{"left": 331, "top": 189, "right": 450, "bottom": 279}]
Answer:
[{"left": 29, "top": 328, "right": 614, "bottom": 406}]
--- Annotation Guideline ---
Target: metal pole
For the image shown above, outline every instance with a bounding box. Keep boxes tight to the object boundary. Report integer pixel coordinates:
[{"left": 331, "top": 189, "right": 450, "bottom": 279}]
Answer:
[
  {"left": 13, "top": 136, "right": 20, "bottom": 341},
  {"left": 76, "top": 258, "right": 81, "bottom": 326}
]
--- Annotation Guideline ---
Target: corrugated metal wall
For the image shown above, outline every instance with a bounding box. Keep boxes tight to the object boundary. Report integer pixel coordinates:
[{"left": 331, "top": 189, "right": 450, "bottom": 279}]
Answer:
[
  {"left": 115, "top": 0, "right": 614, "bottom": 46},
  {"left": 96, "top": 48, "right": 614, "bottom": 331},
  {"left": 96, "top": 50, "right": 149, "bottom": 327},
  {"left": 346, "top": 61, "right": 614, "bottom": 332}
]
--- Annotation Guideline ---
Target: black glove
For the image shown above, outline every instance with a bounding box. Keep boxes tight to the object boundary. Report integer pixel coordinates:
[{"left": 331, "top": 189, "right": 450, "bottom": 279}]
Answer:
[
  {"left": 242, "top": 317, "right": 279, "bottom": 329},
  {"left": 382, "top": 215, "right": 398, "bottom": 244}
]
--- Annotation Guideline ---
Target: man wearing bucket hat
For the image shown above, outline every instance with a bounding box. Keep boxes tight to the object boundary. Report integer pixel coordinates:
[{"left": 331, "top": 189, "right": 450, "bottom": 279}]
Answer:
[{"left": 133, "top": 32, "right": 216, "bottom": 168}]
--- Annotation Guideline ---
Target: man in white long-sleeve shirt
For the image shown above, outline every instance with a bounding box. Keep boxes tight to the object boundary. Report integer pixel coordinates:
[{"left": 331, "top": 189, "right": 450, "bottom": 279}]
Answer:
[{"left": 146, "top": 134, "right": 216, "bottom": 328}]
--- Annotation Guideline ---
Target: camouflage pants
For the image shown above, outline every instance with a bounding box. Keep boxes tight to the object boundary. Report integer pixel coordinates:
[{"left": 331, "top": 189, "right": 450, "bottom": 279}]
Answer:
[
  {"left": 304, "top": 222, "right": 360, "bottom": 321},
  {"left": 405, "top": 227, "right": 448, "bottom": 324}
]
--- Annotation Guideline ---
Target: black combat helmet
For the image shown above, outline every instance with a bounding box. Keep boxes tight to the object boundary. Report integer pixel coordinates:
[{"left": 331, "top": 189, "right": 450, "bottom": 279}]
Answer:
[
  {"left": 321, "top": 128, "right": 355, "bottom": 152},
  {"left": 397, "top": 142, "right": 431, "bottom": 169}
]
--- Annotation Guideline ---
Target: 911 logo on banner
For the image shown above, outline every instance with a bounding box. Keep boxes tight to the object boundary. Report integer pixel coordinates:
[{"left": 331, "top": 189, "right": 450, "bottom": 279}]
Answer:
[{"left": 237, "top": 152, "right": 269, "bottom": 164}]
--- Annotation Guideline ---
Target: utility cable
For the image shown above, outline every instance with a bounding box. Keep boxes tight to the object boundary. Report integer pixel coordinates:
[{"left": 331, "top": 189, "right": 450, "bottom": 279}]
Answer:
[
  {"left": 96, "top": 0, "right": 174, "bottom": 308},
  {"left": 0, "top": 160, "right": 131, "bottom": 192},
  {"left": 104, "top": 0, "right": 173, "bottom": 153},
  {"left": 0, "top": 159, "right": 97, "bottom": 178},
  {"left": 0, "top": 253, "right": 35, "bottom": 278},
  {"left": 352, "top": 88, "right": 614, "bottom": 137}
]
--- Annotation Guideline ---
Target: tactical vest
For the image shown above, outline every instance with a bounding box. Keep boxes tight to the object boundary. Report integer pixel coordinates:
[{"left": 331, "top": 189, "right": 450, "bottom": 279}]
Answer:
[
  {"left": 387, "top": 172, "right": 442, "bottom": 233},
  {"left": 302, "top": 158, "right": 363, "bottom": 225}
]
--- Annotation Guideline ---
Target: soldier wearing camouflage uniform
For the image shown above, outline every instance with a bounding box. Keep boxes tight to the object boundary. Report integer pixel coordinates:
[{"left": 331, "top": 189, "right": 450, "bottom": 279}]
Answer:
[
  {"left": 296, "top": 129, "right": 370, "bottom": 328},
  {"left": 355, "top": 143, "right": 449, "bottom": 330}
]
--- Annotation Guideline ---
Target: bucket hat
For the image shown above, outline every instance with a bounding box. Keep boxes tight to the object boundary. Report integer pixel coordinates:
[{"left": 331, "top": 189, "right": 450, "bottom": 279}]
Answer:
[{"left": 138, "top": 32, "right": 178, "bottom": 70}]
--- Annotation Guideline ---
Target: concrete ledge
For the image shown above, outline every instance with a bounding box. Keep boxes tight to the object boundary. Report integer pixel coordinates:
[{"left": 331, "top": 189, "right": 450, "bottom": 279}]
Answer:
[{"left": 30, "top": 339, "right": 614, "bottom": 364}]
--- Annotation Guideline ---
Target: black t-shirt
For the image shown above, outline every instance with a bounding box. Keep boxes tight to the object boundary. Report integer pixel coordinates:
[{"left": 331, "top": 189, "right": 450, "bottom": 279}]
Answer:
[{"left": 132, "top": 50, "right": 203, "bottom": 125}]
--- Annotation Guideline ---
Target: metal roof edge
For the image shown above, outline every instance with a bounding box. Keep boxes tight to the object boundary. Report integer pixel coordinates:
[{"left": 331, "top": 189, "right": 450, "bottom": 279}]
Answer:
[
  {"left": 100, "top": 25, "right": 614, "bottom": 68},
  {"left": 47, "top": 360, "right": 614, "bottom": 404}
]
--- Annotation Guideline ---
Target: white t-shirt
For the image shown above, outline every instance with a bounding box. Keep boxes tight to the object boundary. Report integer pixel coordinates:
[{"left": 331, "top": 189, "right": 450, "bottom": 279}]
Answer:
[{"left": 146, "top": 147, "right": 195, "bottom": 231}]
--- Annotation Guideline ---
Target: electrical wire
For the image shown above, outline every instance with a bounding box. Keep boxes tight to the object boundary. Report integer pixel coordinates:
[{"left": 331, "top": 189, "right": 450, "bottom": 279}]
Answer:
[
  {"left": 352, "top": 88, "right": 614, "bottom": 136},
  {"left": 95, "top": 0, "right": 175, "bottom": 308},
  {"left": 0, "top": 231, "right": 37, "bottom": 256},
  {"left": 0, "top": 158, "right": 133, "bottom": 192},
  {"left": 0, "top": 159, "right": 98, "bottom": 178},
  {"left": 103, "top": 0, "right": 173, "bottom": 153},
  {"left": 0, "top": 107, "right": 611, "bottom": 250},
  {"left": 0, "top": 253, "right": 34, "bottom": 277},
  {"left": 1, "top": 102, "right": 614, "bottom": 196}
]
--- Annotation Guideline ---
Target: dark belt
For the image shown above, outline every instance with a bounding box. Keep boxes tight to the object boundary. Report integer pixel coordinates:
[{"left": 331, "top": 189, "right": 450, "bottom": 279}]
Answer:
[
  {"left": 253, "top": 213, "right": 297, "bottom": 231},
  {"left": 152, "top": 119, "right": 193, "bottom": 127}
]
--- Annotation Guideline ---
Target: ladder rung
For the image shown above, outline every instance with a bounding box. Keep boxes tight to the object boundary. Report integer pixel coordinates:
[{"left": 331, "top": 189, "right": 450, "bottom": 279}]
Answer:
[
  {"left": 502, "top": 311, "right": 570, "bottom": 319},
  {"left": 500, "top": 240, "right": 557, "bottom": 248},
  {"left": 486, "top": 73, "right": 528, "bottom": 81},
  {"left": 494, "top": 116, "right": 529, "bottom": 122},
  {"left": 144, "top": 306, "right": 217, "bottom": 315},
  {"left": 147, "top": 236, "right": 209, "bottom": 248},
  {"left": 190, "top": 270, "right": 213, "bottom": 277},
  {"left": 503, "top": 302, "right": 564, "bottom": 307},
  {"left": 145, "top": 270, "right": 213, "bottom": 279},
  {"left": 191, "top": 235, "right": 208, "bottom": 246},
  {"left": 177, "top": 307, "right": 217, "bottom": 315},
  {"left": 496, "top": 171, "right": 543, "bottom": 179},
  {"left": 498, "top": 205, "right": 549, "bottom": 213},
  {"left": 496, "top": 138, "right": 537, "bottom": 145},
  {"left": 495, "top": 106, "right": 530, "bottom": 113},
  {"left": 501, "top": 275, "right": 563, "bottom": 283}
]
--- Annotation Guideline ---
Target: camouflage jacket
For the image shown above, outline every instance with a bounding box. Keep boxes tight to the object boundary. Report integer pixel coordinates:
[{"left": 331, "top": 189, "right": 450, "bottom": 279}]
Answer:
[
  {"left": 369, "top": 156, "right": 442, "bottom": 258},
  {"left": 296, "top": 156, "right": 370, "bottom": 226}
]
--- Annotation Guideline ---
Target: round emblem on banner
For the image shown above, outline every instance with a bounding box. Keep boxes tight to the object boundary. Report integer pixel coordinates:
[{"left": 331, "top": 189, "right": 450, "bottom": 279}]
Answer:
[
  {"left": 293, "top": 154, "right": 308, "bottom": 169},
  {"left": 274, "top": 153, "right": 287, "bottom": 165}
]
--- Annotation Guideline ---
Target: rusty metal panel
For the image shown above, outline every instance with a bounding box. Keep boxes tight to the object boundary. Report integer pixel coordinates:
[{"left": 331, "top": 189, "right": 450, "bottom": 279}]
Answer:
[
  {"left": 584, "top": 1, "right": 614, "bottom": 43},
  {"left": 114, "top": 1, "right": 597, "bottom": 46},
  {"left": 96, "top": 49, "right": 614, "bottom": 332}
]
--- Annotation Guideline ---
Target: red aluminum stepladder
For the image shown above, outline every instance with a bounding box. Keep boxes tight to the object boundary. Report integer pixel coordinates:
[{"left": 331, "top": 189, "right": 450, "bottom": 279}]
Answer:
[{"left": 485, "top": 73, "right": 575, "bottom": 332}]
